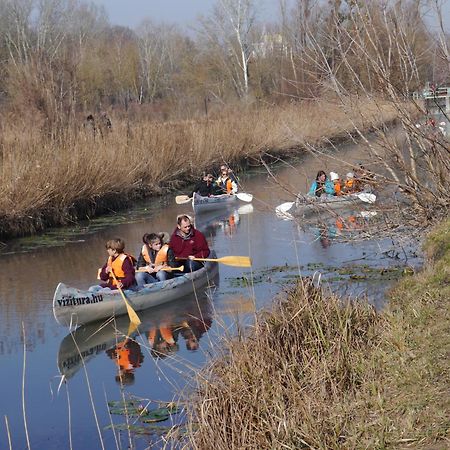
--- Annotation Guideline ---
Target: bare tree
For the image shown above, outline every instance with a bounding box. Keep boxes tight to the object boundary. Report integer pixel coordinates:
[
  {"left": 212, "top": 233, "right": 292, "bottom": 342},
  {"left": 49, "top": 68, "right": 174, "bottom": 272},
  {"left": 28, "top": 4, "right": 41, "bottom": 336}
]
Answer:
[
  {"left": 300, "top": 0, "right": 449, "bottom": 220},
  {"left": 198, "top": 0, "right": 259, "bottom": 99},
  {"left": 136, "top": 20, "right": 178, "bottom": 103}
]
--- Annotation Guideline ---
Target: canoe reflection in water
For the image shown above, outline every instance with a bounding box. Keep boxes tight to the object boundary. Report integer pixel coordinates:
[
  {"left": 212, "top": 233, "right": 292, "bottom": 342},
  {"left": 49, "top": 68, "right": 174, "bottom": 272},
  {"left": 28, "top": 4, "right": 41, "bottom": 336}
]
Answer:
[
  {"left": 57, "top": 276, "right": 217, "bottom": 382},
  {"left": 195, "top": 203, "right": 254, "bottom": 239}
]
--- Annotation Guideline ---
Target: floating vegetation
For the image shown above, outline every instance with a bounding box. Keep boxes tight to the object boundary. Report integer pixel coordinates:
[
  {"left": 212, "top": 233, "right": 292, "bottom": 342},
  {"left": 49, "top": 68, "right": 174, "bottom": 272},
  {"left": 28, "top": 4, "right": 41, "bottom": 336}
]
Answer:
[
  {"left": 108, "top": 399, "right": 180, "bottom": 420},
  {"left": 226, "top": 263, "right": 415, "bottom": 289},
  {"left": 106, "top": 398, "right": 182, "bottom": 437}
]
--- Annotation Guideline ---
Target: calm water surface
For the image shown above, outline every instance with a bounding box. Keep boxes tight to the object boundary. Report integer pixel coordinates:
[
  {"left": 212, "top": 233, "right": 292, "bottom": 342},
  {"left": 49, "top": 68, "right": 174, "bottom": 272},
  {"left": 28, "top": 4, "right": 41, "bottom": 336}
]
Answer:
[{"left": 0, "top": 141, "right": 421, "bottom": 449}]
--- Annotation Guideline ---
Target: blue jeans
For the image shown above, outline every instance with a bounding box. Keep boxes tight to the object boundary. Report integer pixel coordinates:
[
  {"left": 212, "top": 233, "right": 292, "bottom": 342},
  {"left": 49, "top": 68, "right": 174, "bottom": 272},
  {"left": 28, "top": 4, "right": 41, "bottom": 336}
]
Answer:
[
  {"left": 136, "top": 270, "right": 170, "bottom": 288},
  {"left": 136, "top": 272, "right": 157, "bottom": 288},
  {"left": 184, "top": 260, "right": 204, "bottom": 273}
]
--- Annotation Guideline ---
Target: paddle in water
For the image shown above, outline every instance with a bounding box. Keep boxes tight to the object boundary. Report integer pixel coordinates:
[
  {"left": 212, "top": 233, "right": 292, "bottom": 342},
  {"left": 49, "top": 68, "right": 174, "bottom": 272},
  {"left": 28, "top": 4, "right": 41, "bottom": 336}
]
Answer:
[
  {"left": 175, "top": 195, "right": 192, "bottom": 204},
  {"left": 110, "top": 271, "right": 141, "bottom": 326}
]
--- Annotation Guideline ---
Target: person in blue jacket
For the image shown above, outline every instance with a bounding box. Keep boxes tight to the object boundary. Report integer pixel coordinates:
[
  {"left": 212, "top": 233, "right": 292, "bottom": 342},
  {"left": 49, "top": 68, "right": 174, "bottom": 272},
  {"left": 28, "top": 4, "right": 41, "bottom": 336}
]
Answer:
[{"left": 308, "top": 170, "right": 335, "bottom": 197}]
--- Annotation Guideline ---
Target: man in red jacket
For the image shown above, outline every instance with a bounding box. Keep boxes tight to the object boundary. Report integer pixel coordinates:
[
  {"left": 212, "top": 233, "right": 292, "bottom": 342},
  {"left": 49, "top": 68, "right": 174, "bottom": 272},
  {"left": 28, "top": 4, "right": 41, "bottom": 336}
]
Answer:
[{"left": 169, "top": 214, "right": 210, "bottom": 273}]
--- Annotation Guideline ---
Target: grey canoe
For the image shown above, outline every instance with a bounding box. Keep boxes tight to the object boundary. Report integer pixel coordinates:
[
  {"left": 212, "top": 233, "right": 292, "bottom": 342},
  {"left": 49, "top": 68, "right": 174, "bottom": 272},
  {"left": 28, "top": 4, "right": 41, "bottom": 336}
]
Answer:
[
  {"left": 192, "top": 192, "right": 238, "bottom": 213},
  {"left": 293, "top": 192, "right": 376, "bottom": 216},
  {"left": 53, "top": 253, "right": 219, "bottom": 327}
]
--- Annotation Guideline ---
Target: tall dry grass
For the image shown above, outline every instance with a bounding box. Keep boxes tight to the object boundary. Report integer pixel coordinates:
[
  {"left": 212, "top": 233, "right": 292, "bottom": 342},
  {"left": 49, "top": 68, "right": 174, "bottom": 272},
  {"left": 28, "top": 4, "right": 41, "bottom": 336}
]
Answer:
[
  {"left": 170, "top": 220, "right": 450, "bottom": 449},
  {"left": 0, "top": 99, "right": 398, "bottom": 238},
  {"left": 175, "top": 279, "right": 382, "bottom": 449}
]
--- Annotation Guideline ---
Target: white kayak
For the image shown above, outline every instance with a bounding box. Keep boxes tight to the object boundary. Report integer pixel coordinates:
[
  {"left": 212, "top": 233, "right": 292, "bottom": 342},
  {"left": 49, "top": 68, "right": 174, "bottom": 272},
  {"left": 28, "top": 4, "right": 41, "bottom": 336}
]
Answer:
[{"left": 53, "top": 253, "right": 219, "bottom": 327}]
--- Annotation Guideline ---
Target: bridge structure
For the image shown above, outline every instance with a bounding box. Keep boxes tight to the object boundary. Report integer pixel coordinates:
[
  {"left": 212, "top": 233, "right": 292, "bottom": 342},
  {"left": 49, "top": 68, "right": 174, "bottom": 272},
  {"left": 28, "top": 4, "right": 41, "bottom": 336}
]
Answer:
[
  {"left": 413, "top": 83, "right": 450, "bottom": 136},
  {"left": 413, "top": 83, "right": 450, "bottom": 114}
]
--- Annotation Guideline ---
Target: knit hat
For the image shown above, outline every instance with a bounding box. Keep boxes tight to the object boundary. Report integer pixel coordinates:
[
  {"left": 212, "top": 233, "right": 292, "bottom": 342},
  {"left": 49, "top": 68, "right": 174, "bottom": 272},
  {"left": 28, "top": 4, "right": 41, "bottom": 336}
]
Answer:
[{"left": 329, "top": 172, "right": 340, "bottom": 181}]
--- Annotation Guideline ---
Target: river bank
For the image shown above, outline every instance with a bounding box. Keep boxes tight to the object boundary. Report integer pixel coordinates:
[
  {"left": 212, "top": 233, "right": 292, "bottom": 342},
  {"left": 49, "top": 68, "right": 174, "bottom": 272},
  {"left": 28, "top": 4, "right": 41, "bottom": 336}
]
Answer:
[
  {"left": 177, "top": 218, "right": 449, "bottom": 449},
  {"left": 0, "top": 98, "right": 398, "bottom": 240}
]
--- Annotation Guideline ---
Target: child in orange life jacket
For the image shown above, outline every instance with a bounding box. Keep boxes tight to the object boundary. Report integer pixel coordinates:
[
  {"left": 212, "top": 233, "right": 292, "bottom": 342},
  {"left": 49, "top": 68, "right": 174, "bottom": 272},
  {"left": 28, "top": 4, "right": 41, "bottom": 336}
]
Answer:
[
  {"left": 97, "top": 238, "right": 136, "bottom": 290},
  {"left": 135, "top": 232, "right": 176, "bottom": 288},
  {"left": 329, "top": 172, "right": 342, "bottom": 196},
  {"left": 343, "top": 172, "right": 356, "bottom": 193},
  {"left": 216, "top": 164, "right": 238, "bottom": 194}
]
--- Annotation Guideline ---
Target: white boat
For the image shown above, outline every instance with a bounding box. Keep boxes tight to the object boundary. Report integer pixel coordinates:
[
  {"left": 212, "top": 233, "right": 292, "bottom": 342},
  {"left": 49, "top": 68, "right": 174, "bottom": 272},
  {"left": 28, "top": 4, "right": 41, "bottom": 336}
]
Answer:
[
  {"left": 53, "top": 253, "right": 219, "bottom": 327},
  {"left": 192, "top": 192, "right": 238, "bottom": 213},
  {"left": 293, "top": 193, "right": 375, "bottom": 216}
]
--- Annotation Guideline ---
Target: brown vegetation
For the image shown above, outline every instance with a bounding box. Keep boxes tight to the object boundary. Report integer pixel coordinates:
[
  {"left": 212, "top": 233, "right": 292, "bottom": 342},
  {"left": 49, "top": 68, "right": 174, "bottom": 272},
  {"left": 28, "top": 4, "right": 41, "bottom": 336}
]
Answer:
[
  {"left": 0, "top": 0, "right": 447, "bottom": 237},
  {"left": 176, "top": 219, "right": 450, "bottom": 449},
  {"left": 0, "top": 99, "right": 398, "bottom": 239}
]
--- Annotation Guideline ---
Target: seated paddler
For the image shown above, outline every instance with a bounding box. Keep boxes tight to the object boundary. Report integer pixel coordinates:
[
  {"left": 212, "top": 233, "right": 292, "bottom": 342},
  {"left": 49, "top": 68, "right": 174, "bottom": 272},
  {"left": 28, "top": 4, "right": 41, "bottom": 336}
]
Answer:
[
  {"left": 307, "top": 170, "right": 335, "bottom": 197},
  {"left": 95, "top": 238, "right": 137, "bottom": 291},
  {"left": 329, "top": 172, "right": 342, "bottom": 196},
  {"left": 216, "top": 164, "right": 238, "bottom": 194},
  {"left": 169, "top": 214, "right": 210, "bottom": 273},
  {"left": 135, "top": 232, "right": 176, "bottom": 288},
  {"left": 193, "top": 173, "right": 222, "bottom": 197}
]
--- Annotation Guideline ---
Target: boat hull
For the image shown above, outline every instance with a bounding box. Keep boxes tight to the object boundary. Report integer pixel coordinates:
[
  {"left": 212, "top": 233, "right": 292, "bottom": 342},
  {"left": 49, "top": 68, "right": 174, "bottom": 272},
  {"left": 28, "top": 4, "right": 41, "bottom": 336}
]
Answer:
[
  {"left": 53, "top": 255, "right": 218, "bottom": 327},
  {"left": 192, "top": 192, "right": 238, "bottom": 213},
  {"left": 293, "top": 193, "right": 370, "bottom": 216}
]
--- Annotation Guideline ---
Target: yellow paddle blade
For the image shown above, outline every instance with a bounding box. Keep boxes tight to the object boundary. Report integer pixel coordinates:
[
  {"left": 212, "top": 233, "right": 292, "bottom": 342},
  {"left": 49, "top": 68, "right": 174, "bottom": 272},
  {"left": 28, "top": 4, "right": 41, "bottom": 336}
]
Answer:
[
  {"left": 127, "top": 321, "right": 139, "bottom": 336},
  {"left": 111, "top": 271, "right": 141, "bottom": 326},
  {"left": 124, "top": 297, "right": 141, "bottom": 326},
  {"left": 217, "top": 256, "right": 252, "bottom": 267},
  {"left": 179, "top": 255, "right": 252, "bottom": 268}
]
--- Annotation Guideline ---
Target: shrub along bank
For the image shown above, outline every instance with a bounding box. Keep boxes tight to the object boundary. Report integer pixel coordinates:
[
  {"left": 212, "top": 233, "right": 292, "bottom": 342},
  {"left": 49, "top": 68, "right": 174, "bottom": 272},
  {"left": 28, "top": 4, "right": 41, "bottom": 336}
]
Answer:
[{"left": 178, "top": 219, "right": 449, "bottom": 449}]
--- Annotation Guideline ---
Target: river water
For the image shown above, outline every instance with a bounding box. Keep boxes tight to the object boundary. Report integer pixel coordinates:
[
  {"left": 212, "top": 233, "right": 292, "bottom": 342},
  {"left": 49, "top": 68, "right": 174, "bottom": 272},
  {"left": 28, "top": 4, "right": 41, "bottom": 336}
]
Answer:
[{"left": 0, "top": 140, "right": 422, "bottom": 449}]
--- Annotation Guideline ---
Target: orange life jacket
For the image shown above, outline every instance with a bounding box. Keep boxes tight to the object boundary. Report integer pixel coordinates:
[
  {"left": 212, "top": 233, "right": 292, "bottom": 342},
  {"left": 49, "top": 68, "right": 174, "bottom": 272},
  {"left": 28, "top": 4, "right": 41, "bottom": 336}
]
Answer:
[
  {"left": 141, "top": 244, "right": 169, "bottom": 265},
  {"left": 345, "top": 179, "right": 354, "bottom": 191},
  {"left": 333, "top": 181, "right": 342, "bottom": 195},
  {"left": 108, "top": 253, "right": 135, "bottom": 286},
  {"left": 217, "top": 176, "right": 233, "bottom": 194},
  {"left": 114, "top": 342, "right": 134, "bottom": 371}
]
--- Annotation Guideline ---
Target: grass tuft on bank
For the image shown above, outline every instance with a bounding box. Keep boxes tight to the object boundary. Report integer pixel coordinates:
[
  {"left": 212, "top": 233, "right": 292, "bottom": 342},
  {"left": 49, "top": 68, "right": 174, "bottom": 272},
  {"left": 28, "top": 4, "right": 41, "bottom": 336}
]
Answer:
[{"left": 175, "top": 219, "right": 450, "bottom": 449}]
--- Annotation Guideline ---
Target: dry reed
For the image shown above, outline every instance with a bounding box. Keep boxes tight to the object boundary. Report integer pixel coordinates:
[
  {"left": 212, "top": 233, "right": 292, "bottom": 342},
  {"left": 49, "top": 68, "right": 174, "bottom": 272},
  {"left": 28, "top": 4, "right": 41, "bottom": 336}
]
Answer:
[
  {"left": 169, "top": 220, "right": 450, "bottom": 449},
  {"left": 178, "top": 279, "right": 382, "bottom": 449},
  {"left": 0, "top": 99, "right": 398, "bottom": 238}
]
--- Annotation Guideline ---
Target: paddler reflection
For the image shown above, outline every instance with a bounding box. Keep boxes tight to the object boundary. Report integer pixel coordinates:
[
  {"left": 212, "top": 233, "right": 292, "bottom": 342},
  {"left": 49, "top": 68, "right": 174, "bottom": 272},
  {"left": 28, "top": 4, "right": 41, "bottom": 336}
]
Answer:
[
  {"left": 106, "top": 336, "right": 144, "bottom": 385},
  {"left": 195, "top": 203, "right": 253, "bottom": 238},
  {"left": 147, "top": 315, "right": 212, "bottom": 358},
  {"left": 57, "top": 287, "right": 216, "bottom": 381}
]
